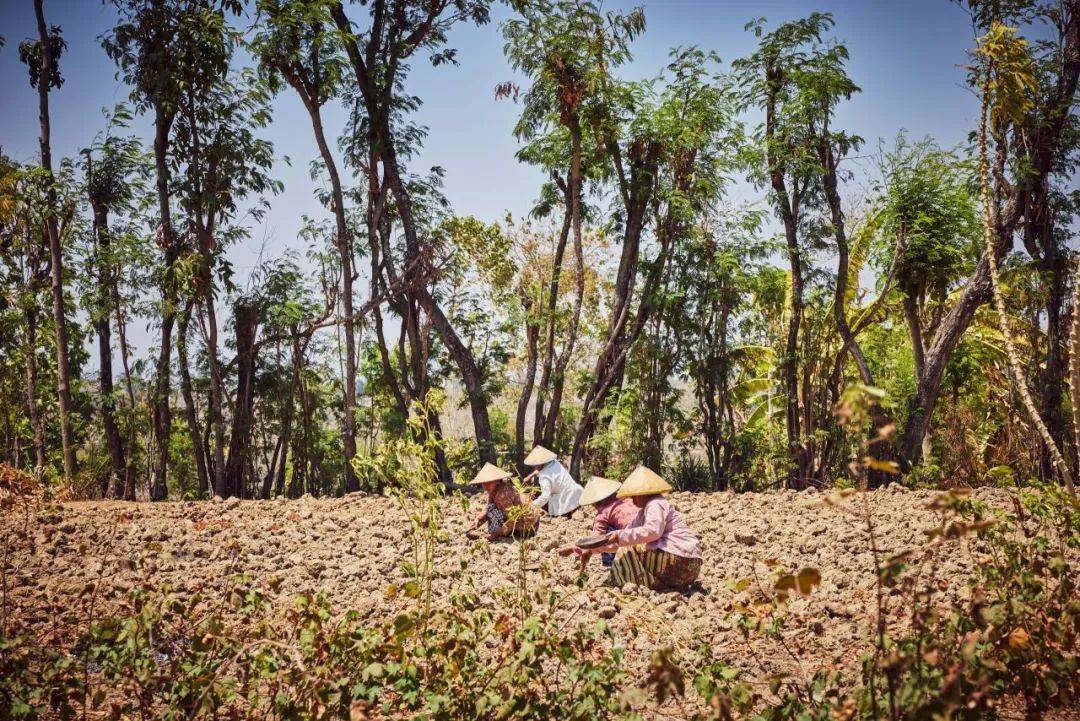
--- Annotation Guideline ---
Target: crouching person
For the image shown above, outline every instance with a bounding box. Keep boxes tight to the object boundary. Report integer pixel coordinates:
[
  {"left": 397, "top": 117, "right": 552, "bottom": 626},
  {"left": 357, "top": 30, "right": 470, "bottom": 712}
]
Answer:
[
  {"left": 591, "top": 466, "right": 702, "bottom": 591},
  {"left": 466, "top": 463, "right": 540, "bottom": 541},
  {"left": 523, "top": 445, "right": 584, "bottom": 518},
  {"left": 557, "top": 475, "right": 638, "bottom": 570}
]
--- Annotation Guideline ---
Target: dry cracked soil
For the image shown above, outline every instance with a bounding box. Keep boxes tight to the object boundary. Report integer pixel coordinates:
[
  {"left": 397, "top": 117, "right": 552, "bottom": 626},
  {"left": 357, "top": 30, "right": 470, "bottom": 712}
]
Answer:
[{"left": 4, "top": 485, "right": 1074, "bottom": 719}]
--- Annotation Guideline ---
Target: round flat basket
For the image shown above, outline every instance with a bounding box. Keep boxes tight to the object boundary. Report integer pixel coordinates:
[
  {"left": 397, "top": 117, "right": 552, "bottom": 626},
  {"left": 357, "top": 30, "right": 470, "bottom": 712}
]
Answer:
[{"left": 575, "top": 534, "right": 608, "bottom": 550}]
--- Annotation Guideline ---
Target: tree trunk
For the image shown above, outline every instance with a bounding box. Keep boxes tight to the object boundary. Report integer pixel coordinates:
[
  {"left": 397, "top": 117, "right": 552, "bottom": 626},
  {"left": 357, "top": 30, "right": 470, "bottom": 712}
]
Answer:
[
  {"left": 112, "top": 274, "right": 139, "bottom": 500},
  {"left": 1041, "top": 270, "right": 1066, "bottom": 476},
  {"left": 819, "top": 136, "right": 900, "bottom": 486},
  {"left": 902, "top": 294, "right": 925, "bottom": 382},
  {"left": 538, "top": 135, "right": 587, "bottom": 448},
  {"left": 90, "top": 202, "right": 127, "bottom": 497},
  {"left": 380, "top": 133, "right": 496, "bottom": 462},
  {"left": 328, "top": 8, "right": 496, "bottom": 466},
  {"left": 202, "top": 290, "right": 227, "bottom": 497},
  {"left": 515, "top": 298, "right": 539, "bottom": 469},
  {"left": 177, "top": 301, "right": 210, "bottom": 496},
  {"left": 223, "top": 300, "right": 260, "bottom": 498},
  {"left": 569, "top": 141, "right": 662, "bottom": 476},
  {"left": 414, "top": 284, "right": 496, "bottom": 462},
  {"left": 291, "top": 81, "right": 359, "bottom": 493},
  {"left": 1023, "top": 177, "right": 1067, "bottom": 478},
  {"left": 24, "top": 305, "right": 46, "bottom": 471},
  {"left": 901, "top": 4, "right": 1079, "bottom": 469},
  {"left": 150, "top": 102, "right": 177, "bottom": 501},
  {"left": 532, "top": 197, "right": 571, "bottom": 445},
  {"left": 1069, "top": 254, "right": 1080, "bottom": 474},
  {"left": 33, "top": 0, "right": 77, "bottom": 483},
  {"left": 272, "top": 333, "right": 303, "bottom": 498},
  {"left": 542, "top": 186, "right": 586, "bottom": 447}
]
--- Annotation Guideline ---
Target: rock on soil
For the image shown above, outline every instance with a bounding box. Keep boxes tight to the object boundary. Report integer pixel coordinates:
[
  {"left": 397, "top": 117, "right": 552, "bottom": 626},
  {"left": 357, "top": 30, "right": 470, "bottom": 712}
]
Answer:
[{"left": 2, "top": 487, "right": 1062, "bottom": 719}]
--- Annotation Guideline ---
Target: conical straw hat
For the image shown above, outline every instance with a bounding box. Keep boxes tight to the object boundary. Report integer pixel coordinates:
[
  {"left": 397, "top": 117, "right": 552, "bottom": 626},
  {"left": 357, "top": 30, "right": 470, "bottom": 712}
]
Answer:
[
  {"left": 616, "top": 466, "right": 673, "bottom": 498},
  {"left": 579, "top": 476, "right": 621, "bottom": 506},
  {"left": 523, "top": 445, "right": 557, "bottom": 467},
  {"left": 469, "top": 462, "right": 513, "bottom": 485}
]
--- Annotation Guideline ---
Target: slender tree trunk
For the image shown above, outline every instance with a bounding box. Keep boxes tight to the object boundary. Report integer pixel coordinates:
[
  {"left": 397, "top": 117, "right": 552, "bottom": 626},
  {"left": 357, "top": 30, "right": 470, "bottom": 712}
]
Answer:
[
  {"left": 1068, "top": 255, "right": 1080, "bottom": 475},
  {"left": 976, "top": 85, "right": 1073, "bottom": 493},
  {"left": 570, "top": 142, "right": 662, "bottom": 476},
  {"left": 515, "top": 297, "right": 539, "bottom": 469},
  {"left": 783, "top": 216, "right": 806, "bottom": 491},
  {"left": 150, "top": 103, "right": 177, "bottom": 501},
  {"left": 532, "top": 198, "right": 571, "bottom": 444},
  {"left": 112, "top": 275, "right": 138, "bottom": 500},
  {"left": 272, "top": 334, "right": 303, "bottom": 498},
  {"left": 902, "top": 294, "right": 925, "bottom": 382},
  {"left": 24, "top": 306, "right": 46, "bottom": 471},
  {"left": 766, "top": 147, "right": 807, "bottom": 490},
  {"left": 223, "top": 300, "right": 260, "bottom": 498},
  {"left": 262, "top": 434, "right": 283, "bottom": 499},
  {"left": 292, "top": 86, "right": 359, "bottom": 492},
  {"left": 381, "top": 134, "right": 497, "bottom": 462},
  {"left": 298, "top": 367, "right": 316, "bottom": 496},
  {"left": 543, "top": 161, "right": 586, "bottom": 447},
  {"left": 177, "top": 301, "right": 210, "bottom": 496},
  {"left": 1024, "top": 184, "right": 1067, "bottom": 477},
  {"left": 330, "top": 5, "right": 495, "bottom": 465},
  {"left": 33, "top": 0, "right": 77, "bottom": 483},
  {"left": 90, "top": 202, "right": 126, "bottom": 497},
  {"left": 820, "top": 137, "right": 899, "bottom": 485},
  {"left": 1042, "top": 278, "right": 1066, "bottom": 475},
  {"left": 414, "top": 284, "right": 496, "bottom": 462},
  {"left": 201, "top": 291, "right": 227, "bottom": 497}
]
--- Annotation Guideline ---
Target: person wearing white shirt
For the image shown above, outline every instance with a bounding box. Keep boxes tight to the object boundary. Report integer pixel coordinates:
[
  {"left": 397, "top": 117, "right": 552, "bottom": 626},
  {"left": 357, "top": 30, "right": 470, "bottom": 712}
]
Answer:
[{"left": 523, "top": 445, "right": 584, "bottom": 517}]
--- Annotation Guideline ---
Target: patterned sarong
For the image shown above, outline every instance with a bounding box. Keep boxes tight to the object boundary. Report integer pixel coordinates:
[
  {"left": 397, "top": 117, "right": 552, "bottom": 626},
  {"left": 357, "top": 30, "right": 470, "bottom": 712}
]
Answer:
[
  {"left": 485, "top": 500, "right": 537, "bottom": 538},
  {"left": 485, "top": 501, "right": 507, "bottom": 534},
  {"left": 607, "top": 546, "right": 702, "bottom": 591}
]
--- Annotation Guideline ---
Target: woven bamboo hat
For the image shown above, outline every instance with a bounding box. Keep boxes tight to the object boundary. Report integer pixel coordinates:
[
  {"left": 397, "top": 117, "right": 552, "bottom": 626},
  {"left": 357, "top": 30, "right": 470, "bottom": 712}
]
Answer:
[
  {"left": 523, "top": 445, "right": 557, "bottom": 467},
  {"left": 579, "top": 476, "right": 621, "bottom": 506},
  {"left": 470, "top": 462, "right": 513, "bottom": 485},
  {"left": 616, "top": 466, "right": 673, "bottom": 498}
]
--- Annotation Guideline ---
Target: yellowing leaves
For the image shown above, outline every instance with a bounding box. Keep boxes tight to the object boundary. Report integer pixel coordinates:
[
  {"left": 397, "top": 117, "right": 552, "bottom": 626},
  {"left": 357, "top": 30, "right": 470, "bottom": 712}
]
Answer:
[
  {"left": 976, "top": 22, "right": 1036, "bottom": 129},
  {"left": 863, "top": 457, "right": 900, "bottom": 475},
  {"left": 773, "top": 567, "right": 822, "bottom": 599},
  {"left": 1007, "top": 627, "right": 1030, "bottom": 651}
]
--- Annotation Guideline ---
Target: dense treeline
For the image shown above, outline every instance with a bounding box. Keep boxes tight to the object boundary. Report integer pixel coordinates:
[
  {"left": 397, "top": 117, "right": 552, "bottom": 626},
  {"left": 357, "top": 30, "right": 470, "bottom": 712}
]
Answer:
[{"left": 0, "top": 0, "right": 1077, "bottom": 499}]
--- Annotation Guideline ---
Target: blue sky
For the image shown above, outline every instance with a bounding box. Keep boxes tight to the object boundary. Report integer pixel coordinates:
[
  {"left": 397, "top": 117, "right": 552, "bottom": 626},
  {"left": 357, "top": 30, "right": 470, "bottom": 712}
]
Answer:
[{"left": 0, "top": 0, "right": 989, "bottom": 339}]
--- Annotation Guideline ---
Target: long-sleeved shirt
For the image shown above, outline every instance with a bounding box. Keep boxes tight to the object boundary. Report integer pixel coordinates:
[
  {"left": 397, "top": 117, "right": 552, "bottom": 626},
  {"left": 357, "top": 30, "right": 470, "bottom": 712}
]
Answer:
[
  {"left": 596, "top": 495, "right": 702, "bottom": 559},
  {"left": 530, "top": 459, "right": 583, "bottom": 516},
  {"left": 590, "top": 496, "right": 639, "bottom": 536}
]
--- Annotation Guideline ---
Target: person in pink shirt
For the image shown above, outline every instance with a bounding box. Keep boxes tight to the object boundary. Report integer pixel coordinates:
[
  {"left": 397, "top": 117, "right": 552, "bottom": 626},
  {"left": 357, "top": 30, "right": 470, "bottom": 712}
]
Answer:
[
  {"left": 556, "top": 476, "right": 637, "bottom": 570},
  {"left": 588, "top": 466, "right": 703, "bottom": 591}
]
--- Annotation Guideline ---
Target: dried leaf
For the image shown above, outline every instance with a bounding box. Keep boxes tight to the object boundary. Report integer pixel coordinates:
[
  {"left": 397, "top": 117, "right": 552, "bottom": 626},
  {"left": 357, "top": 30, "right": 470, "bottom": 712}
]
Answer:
[
  {"left": 795, "top": 567, "right": 821, "bottom": 595},
  {"left": 1008, "top": 627, "right": 1030, "bottom": 650}
]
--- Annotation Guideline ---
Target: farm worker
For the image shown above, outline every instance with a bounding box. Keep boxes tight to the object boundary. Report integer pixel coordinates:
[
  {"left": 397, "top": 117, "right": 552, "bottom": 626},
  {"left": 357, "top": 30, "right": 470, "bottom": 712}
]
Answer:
[
  {"left": 523, "top": 444, "right": 583, "bottom": 517},
  {"left": 465, "top": 463, "right": 540, "bottom": 541},
  {"left": 556, "top": 475, "right": 638, "bottom": 570},
  {"left": 588, "top": 466, "right": 702, "bottom": 591}
]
